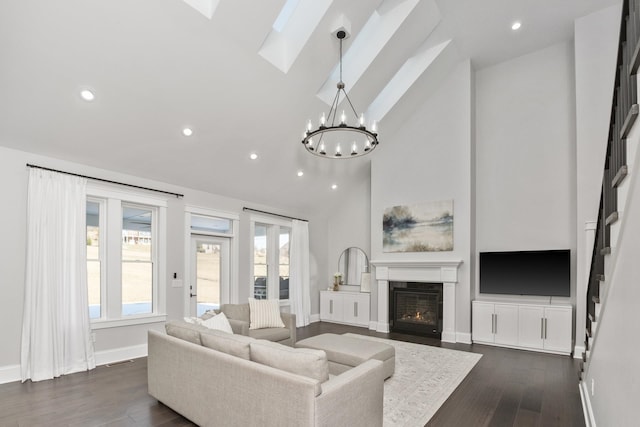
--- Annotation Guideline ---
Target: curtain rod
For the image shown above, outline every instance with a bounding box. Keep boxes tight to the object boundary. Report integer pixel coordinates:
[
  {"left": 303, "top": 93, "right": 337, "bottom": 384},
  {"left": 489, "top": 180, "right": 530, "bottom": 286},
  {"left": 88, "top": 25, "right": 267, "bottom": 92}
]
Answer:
[
  {"left": 243, "top": 207, "right": 307, "bottom": 222},
  {"left": 26, "top": 164, "right": 184, "bottom": 198}
]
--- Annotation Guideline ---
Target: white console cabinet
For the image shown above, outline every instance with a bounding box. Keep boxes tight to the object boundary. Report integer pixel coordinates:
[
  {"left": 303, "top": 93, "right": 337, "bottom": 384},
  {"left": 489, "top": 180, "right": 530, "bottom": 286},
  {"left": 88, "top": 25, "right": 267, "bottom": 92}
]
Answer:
[
  {"left": 320, "top": 291, "right": 370, "bottom": 328},
  {"left": 471, "top": 301, "right": 519, "bottom": 346},
  {"left": 472, "top": 301, "right": 572, "bottom": 355}
]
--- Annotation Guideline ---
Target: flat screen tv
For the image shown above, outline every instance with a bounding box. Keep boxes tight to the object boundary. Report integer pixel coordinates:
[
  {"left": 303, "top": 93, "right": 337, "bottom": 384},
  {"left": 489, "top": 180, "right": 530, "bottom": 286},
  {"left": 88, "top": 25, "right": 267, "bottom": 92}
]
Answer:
[{"left": 479, "top": 250, "right": 570, "bottom": 297}]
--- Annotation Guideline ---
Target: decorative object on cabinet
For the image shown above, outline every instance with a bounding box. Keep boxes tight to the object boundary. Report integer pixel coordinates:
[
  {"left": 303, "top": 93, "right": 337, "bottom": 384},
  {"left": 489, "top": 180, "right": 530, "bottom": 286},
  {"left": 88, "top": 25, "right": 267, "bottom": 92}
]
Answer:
[
  {"left": 337, "top": 247, "right": 369, "bottom": 290},
  {"left": 360, "top": 272, "right": 371, "bottom": 293},
  {"left": 383, "top": 200, "right": 453, "bottom": 253}
]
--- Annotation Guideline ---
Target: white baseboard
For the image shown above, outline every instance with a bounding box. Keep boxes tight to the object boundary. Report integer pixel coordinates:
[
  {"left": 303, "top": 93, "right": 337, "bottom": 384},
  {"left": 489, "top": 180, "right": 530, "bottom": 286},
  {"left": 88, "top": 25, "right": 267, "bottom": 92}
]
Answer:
[
  {"left": 309, "top": 314, "right": 320, "bottom": 323},
  {"left": 369, "top": 321, "right": 378, "bottom": 330},
  {"left": 456, "top": 332, "right": 472, "bottom": 344},
  {"left": 0, "top": 344, "right": 148, "bottom": 385},
  {"left": 94, "top": 343, "right": 148, "bottom": 367},
  {"left": 0, "top": 364, "right": 20, "bottom": 385},
  {"left": 376, "top": 322, "right": 390, "bottom": 333},
  {"left": 580, "top": 380, "right": 597, "bottom": 427},
  {"left": 574, "top": 344, "right": 586, "bottom": 359}
]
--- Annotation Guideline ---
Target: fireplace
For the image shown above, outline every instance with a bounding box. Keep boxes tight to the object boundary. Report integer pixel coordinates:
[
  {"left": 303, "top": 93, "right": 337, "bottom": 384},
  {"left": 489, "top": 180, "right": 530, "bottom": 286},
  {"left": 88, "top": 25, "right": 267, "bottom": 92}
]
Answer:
[
  {"left": 389, "top": 282, "right": 443, "bottom": 338},
  {"left": 371, "top": 259, "right": 463, "bottom": 343}
]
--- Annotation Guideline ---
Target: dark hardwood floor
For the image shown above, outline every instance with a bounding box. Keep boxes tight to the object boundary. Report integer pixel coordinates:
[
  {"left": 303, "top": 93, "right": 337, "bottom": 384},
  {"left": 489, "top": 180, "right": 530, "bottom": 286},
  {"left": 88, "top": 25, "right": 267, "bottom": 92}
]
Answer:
[{"left": 0, "top": 322, "right": 585, "bottom": 426}]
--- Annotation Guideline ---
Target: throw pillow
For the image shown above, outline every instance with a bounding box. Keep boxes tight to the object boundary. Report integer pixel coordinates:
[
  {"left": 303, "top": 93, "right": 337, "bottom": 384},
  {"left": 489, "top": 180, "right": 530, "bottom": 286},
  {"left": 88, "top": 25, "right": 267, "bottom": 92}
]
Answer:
[
  {"left": 250, "top": 340, "right": 329, "bottom": 382},
  {"left": 248, "top": 298, "right": 285, "bottom": 330},
  {"left": 200, "top": 329, "right": 253, "bottom": 360},
  {"left": 201, "top": 312, "right": 234, "bottom": 334}
]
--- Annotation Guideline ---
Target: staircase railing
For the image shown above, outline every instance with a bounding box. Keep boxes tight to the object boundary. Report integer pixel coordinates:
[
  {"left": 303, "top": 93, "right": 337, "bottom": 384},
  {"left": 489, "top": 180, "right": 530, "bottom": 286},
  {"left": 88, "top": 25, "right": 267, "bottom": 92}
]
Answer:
[{"left": 585, "top": 0, "right": 639, "bottom": 348}]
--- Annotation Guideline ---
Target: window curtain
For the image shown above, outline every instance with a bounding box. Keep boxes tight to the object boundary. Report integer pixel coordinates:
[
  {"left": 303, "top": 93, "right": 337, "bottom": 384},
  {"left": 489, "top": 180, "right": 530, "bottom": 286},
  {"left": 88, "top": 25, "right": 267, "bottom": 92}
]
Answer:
[
  {"left": 21, "top": 168, "right": 95, "bottom": 382},
  {"left": 289, "top": 220, "right": 311, "bottom": 327}
]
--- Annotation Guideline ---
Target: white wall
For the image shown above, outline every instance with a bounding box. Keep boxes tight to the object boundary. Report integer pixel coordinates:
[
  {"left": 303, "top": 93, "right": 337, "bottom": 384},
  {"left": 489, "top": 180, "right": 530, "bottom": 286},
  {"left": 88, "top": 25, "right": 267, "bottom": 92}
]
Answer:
[
  {"left": 574, "top": 4, "right": 621, "bottom": 356},
  {"left": 475, "top": 41, "right": 577, "bottom": 304},
  {"left": 0, "top": 145, "right": 326, "bottom": 381},
  {"left": 326, "top": 173, "right": 371, "bottom": 286},
  {"left": 370, "top": 59, "right": 474, "bottom": 336}
]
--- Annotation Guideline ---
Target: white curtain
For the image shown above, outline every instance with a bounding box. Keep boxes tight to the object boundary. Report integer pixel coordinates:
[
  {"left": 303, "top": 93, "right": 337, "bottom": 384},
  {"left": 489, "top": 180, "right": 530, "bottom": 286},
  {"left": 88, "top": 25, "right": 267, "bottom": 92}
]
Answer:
[
  {"left": 289, "top": 219, "right": 311, "bottom": 327},
  {"left": 21, "top": 168, "right": 95, "bottom": 382}
]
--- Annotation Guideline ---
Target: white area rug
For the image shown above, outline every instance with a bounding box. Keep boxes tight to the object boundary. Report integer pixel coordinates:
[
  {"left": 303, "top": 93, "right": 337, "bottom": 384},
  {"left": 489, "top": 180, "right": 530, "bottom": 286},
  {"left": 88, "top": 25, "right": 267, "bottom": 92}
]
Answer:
[{"left": 343, "top": 333, "right": 482, "bottom": 427}]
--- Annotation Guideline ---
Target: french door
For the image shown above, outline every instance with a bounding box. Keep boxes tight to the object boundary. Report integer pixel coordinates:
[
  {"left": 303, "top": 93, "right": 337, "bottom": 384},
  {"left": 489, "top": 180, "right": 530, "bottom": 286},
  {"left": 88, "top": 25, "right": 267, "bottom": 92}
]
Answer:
[{"left": 189, "top": 235, "right": 229, "bottom": 316}]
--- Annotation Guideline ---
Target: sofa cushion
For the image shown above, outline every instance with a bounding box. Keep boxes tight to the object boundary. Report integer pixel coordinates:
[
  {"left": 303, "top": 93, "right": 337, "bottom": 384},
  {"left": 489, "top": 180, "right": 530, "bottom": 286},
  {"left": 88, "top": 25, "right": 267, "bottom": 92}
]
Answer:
[
  {"left": 200, "top": 312, "right": 233, "bottom": 334},
  {"left": 248, "top": 327, "right": 290, "bottom": 342},
  {"left": 221, "top": 303, "right": 250, "bottom": 323},
  {"left": 200, "top": 329, "right": 254, "bottom": 360},
  {"left": 250, "top": 340, "right": 329, "bottom": 383},
  {"left": 165, "top": 320, "right": 207, "bottom": 345},
  {"left": 248, "top": 298, "right": 285, "bottom": 330}
]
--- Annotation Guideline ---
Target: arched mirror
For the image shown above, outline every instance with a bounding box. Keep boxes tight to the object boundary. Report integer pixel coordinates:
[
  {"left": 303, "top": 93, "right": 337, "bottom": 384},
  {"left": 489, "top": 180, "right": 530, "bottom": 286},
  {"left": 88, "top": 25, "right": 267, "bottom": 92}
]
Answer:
[{"left": 338, "top": 247, "right": 369, "bottom": 288}]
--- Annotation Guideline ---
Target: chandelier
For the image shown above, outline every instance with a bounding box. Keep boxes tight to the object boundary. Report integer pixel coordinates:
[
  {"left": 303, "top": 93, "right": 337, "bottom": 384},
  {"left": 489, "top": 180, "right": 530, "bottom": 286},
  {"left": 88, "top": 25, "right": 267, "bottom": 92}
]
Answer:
[{"left": 301, "top": 30, "right": 379, "bottom": 158}]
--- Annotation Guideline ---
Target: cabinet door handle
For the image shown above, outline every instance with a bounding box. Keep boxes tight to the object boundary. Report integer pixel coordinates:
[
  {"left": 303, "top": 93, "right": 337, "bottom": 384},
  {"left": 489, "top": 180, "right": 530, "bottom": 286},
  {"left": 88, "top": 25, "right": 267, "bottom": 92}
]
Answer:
[
  {"left": 492, "top": 313, "right": 496, "bottom": 334},
  {"left": 544, "top": 318, "right": 548, "bottom": 340},
  {"left": 354, "top": 302, "right": 358, "bottom": 317},
  {"left": 541, "top": 318, "right": 544, "bottom": 339},
  {"left": 329, "top": 300, "right": 333, "bottom": 314}
]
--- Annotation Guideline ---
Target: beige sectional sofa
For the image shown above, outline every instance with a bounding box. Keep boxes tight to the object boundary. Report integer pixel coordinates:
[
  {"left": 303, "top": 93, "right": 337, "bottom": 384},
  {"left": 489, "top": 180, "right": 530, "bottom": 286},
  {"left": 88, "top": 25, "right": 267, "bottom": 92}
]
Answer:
[{"left": 148, "top": 321, "right": 384, "bottom": 427}]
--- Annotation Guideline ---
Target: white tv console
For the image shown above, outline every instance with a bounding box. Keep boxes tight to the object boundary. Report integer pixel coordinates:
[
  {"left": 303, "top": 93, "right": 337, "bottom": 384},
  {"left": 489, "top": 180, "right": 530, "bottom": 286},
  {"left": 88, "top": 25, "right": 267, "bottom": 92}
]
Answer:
[{"left": 472, "top": 299, "right": 572, "bottom": 355}]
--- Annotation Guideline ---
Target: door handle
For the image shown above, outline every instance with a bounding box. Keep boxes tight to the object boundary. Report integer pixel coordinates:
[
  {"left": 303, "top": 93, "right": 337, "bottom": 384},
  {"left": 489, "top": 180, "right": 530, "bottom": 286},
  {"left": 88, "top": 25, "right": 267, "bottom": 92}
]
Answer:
[
  {"left": 544, "top": 318, "right": 548, "bottom": 340},
  {"left": 541, "top": 318, "right": 544, "bottom": 339},
  {"left": 329, "top": 300, "right": 333, "bottom": 314},
  {"left": 354, "top": 302, "right": 358, "bottom": 317},
  {"left": 493, "top": 313, "right": 498, "bottom": 334}
]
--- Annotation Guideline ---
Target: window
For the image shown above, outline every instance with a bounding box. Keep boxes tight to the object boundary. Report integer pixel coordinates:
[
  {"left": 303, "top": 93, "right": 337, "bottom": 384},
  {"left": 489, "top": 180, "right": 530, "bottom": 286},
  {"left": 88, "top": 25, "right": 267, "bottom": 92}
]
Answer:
[
  {"left": 86, "top": 187, "right": 166, "bottom": 326},
  {"left": 86, "top": 200, "right": 102, "bottom": 319},
  {"left": 250, "top": 217, "right": 291, "bottom": 301},
  {"left": 121, "top": 205, "right": 154, "bottom": 316}
]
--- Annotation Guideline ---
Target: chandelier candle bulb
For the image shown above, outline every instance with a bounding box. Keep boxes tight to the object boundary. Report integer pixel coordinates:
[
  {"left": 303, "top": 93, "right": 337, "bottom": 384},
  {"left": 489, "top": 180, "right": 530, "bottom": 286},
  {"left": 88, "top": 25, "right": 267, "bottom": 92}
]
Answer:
[
  {"left": 351, "top": 142, "right": 357, "bottom": 155},
  {"left": 320, "top": 113, "right": 326, "bottom": 126},
  {"left": 371, "top": 120, "right": 378, "bottom": 133},
  {"left": 307, "top": 120, "right": 313, "bottom": 132},
  {"left": 335, "top": 144, "right": 342, "bottom": 157},
  {"left": 340, "top": 110, "right": 346, "bottom": 125},
  {"left": 359, "top": 113, "right": 365, "bottom": 128}
]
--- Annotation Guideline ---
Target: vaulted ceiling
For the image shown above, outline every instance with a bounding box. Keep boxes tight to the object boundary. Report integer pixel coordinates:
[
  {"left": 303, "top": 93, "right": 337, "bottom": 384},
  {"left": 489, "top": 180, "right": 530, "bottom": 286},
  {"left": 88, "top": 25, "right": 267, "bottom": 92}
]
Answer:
[{"left": 0, "top": 0, "right": 619, "bottom": 214}]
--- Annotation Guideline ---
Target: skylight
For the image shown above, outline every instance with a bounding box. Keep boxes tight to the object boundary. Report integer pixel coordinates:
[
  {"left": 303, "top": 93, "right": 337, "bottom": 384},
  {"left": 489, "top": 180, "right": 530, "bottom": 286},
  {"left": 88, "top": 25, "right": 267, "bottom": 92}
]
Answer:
[
  {"left": 259, "top": 0, "right": 333, "bottom": 74},
  {"left": 181, "top": 0, "right": 220, "bottom": 20},
  {"left": 272, "top": 0, "right": 301, "bottom": 32},
  {"left": 316, "top": 0, "right": 421, "bottom": 105}
]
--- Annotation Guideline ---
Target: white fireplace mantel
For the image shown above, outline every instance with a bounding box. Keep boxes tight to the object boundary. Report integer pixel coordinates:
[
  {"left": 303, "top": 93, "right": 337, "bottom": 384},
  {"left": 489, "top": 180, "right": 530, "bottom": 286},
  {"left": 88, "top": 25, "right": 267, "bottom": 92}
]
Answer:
[{"left": 370, "top": 259, "right": 463, "bottom": 343}]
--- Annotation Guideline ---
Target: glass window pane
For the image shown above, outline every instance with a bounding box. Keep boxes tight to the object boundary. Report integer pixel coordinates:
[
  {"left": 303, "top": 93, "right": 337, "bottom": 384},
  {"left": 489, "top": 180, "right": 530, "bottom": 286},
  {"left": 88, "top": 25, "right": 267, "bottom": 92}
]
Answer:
[
  {"left": 122, "top": 261, "right": 152, "bottom": 315},
  {"left": 254, "top": 224, "right": 267, "bottom": 299},
  {"left": 196, "top": 243, "right": 221, "bottom": 315},
  {"left": 122, "top": 205, "right": 153, "bottom": 315},
  {"left": 191, "top": 215, "right": 232, "bottom": 234},
  {"left": 87, "top": 201, "right": 101, "bottom": 319},
  {"left": 279, "top": 227, "right": 290, "bottom": 299}
]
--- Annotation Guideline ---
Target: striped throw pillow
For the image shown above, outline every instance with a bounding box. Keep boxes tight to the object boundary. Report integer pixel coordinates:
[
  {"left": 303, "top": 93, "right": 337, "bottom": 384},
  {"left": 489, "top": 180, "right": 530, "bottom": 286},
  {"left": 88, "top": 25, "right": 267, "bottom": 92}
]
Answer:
[{"left": 248, "top": 298, "right": 285, "bottom": 330}]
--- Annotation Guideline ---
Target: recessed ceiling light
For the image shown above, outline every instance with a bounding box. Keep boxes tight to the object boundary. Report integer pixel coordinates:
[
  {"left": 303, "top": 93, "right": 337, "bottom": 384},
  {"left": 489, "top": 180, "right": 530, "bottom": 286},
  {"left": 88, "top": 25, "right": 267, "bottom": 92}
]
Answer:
[
  {"left": 297, "top": 171, "right": 304, "bottom": 177},
  {"left": 331, "top": 184, "right": 338, "bottom": 190},
  {"left": 250, "top": 153, "right": 258, "bottom": 160},
  {"left": 80, "top": 89, "right": 95, "bottom": 101},
  {"left": 182, "top": 127, "right": 193, "bottom": 137},
  {"left": 511, "top": 21, "right": 521, "bottom": 31}
]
